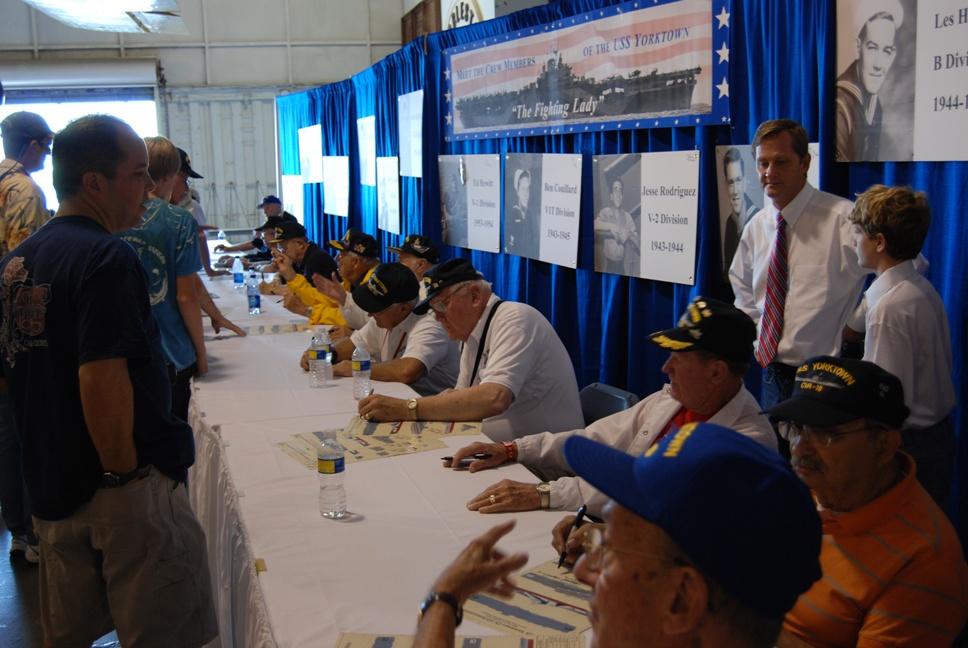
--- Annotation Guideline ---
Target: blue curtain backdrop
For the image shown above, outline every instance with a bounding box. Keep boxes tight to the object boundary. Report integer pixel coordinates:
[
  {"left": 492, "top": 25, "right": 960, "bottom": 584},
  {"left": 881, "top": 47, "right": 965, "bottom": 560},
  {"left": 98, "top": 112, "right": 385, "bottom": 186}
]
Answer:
[{"left": 277, "top": 0, "right": 967, "bottom": 535}]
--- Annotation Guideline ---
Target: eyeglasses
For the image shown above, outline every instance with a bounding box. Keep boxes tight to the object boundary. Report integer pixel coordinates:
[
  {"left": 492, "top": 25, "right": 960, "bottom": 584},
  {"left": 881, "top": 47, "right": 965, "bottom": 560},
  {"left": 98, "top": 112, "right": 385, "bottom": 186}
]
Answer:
[
  {"left": 34, "top": 138, "right": 52, "bottom": 153},
  {"left": 429, "top": 283, "right": 469, "bottom": 314},
  {"left": 579, "top": 526, "right": 680, "bottom": 573},
  {"left": 780, "top": 419, "right": 880, "bottom": 447}
]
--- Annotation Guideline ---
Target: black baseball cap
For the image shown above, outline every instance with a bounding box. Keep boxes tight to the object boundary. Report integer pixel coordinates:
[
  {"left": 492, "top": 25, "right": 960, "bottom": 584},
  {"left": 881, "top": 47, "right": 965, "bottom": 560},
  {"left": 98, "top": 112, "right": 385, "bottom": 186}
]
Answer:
[
  {"left": 258, "top": 195, "right": 282, "bottom": 208},
  {"left": 351, "top": 263, "right": 420, "bottom": 314},
  {"left": 254, "top": 216, "right": 285, "bottom": 232},
  {"left": 413, "top": 258, "right": 482, "bottom": 315},
  {"left": 267, "top": 221, "right": 307, "bottom": 243},
  {"left": 177, "top": 147, "right": 203, "bottom": 179},
  {"left": 767, "top": 356, "right": 910, "bottom": 428},
  {"left": 389, "top": 235, "right": 440, "bottom": 263},
  {"left": 329, "top": 229, "right": 379, "bottom": 257},
  {"left": 0, "top": 111, "right": 53, "bottom": 141},
  {"left": 648, "top": 296, "right": 757, "bottom": 364},
  {"left": 303, "top": 246, "right": 338, "bottom": 281}
]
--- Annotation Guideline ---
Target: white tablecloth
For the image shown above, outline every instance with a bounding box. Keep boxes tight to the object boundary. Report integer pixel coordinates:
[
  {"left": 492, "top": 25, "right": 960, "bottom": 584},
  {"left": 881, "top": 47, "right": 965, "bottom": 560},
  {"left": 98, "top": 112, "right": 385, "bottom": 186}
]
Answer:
[{"left": 189, "top": 290, "right": 578, "bottom": 647}]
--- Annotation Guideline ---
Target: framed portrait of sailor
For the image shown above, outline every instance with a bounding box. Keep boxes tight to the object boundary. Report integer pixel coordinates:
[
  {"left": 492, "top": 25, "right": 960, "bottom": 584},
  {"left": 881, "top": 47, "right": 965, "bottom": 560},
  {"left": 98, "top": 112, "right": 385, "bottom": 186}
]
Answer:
[
  {"left": 716, "top": 143, "right": 820, "bottom": 276},
  {"left": 592, "top": 155, "right": 641, "bottom": 278},
  {"left": 836, "top": 0, "right": 917, "bottom": 161},
  {"left": 503, "top": 155, "right": 542, "bottom": 260},
  {"left": 438, "top": 157, "right": 469, "bottom": 248}
]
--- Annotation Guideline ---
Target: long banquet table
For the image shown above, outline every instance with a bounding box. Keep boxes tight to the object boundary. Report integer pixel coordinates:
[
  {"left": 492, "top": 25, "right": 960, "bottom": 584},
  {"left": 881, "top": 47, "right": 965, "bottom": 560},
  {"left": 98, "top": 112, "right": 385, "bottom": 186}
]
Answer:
[{"left": 190, "top": 274, "right": 586, "bottom": 647}]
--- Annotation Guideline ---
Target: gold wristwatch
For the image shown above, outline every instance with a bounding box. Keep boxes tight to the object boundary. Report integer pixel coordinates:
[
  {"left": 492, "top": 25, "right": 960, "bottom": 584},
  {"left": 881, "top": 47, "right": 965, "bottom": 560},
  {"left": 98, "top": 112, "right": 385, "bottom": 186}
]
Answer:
[
  {"left": 407, "top": 398, "right": 419, "bottom": 420},
  {"left": 536, "top": 483, "right": 551, "bottom": 509}
]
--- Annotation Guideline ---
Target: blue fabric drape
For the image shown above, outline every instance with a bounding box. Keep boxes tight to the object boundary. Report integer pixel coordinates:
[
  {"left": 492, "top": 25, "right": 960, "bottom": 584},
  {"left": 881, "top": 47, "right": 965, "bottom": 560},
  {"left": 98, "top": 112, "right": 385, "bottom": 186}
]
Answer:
[{"left": 279, "top": 0, "right": 966, "bottom": 536}]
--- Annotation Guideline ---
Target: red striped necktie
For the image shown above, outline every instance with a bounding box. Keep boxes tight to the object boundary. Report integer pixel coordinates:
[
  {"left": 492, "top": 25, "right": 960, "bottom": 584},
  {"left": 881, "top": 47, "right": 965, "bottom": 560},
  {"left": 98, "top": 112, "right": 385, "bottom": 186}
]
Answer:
[{"left": 756, "top": 213, "right": 788, "bottom": 367}]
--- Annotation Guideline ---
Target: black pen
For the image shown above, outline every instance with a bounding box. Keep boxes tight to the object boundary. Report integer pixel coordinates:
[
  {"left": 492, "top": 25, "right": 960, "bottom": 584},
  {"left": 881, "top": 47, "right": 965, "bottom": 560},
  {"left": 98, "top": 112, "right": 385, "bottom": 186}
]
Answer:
[
  {"left": 440, "top": 453, "right": 491, "bottom": 462},
  {"left": 558, "top": 504, "right": 588, "bottom": 568}
]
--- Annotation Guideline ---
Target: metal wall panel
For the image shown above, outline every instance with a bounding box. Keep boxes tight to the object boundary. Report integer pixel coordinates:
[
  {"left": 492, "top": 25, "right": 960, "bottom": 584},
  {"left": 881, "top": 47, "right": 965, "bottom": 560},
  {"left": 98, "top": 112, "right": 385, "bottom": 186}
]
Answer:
[{"left": 165, "top": 87, "right": 280, "bottom": 231}]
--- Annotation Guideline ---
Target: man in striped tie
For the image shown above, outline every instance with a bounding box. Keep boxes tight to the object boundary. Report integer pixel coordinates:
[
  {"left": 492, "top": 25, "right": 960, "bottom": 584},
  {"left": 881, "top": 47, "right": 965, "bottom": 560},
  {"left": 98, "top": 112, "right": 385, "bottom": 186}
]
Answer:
[{"left": 729, "top": 119, "right": 869, "bottom": 454}]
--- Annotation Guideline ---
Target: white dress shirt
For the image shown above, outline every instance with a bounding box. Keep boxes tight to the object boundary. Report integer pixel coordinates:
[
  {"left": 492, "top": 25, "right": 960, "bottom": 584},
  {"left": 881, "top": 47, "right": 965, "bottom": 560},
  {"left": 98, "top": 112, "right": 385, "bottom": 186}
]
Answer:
[
  {"left": 350, "top": 311, "right": 460, "bottom": 397},
  {"left": 730, "top": 183, "right": 869, "bottom": 366},
  {"left": 457, "top": 294, "right": 584, "bottom": 442},
  {"left": 863, "top": 260, "right": 955, "bottom": 428},
  {"left": 515, "top": 385, "right": 776, "bottom": 516}
]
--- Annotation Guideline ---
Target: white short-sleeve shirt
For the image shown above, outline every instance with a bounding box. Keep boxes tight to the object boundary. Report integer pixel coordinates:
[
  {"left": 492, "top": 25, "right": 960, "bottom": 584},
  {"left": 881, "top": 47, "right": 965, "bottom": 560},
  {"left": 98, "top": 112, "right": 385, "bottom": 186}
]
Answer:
[
  {"left": 457, "top": 294, "right": 584, "bottom": 441},
  {"left": 863, "top": 260, "right": 955, "bottom": 428},
  {"left": 350, "top": 311, "right": 459, "bottom": 396}
]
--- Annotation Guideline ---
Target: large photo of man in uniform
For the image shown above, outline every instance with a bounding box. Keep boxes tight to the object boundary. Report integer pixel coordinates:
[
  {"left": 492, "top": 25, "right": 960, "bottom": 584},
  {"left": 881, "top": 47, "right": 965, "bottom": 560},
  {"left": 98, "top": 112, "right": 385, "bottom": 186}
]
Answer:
[
  {"left": 835, "top": 0, "right": 916, "bottom": 161},
  {"left": 592, "top": 155, "right": 641, "bottom": 277},
  {"left": 718, "top": 146, "right": 760, "bottom": 276},
  {"left": 503, "top": 155, "right": 541, "bottom": 260},
  {"left": 438, "top": 158, "right": 467, "bottom": 248}
]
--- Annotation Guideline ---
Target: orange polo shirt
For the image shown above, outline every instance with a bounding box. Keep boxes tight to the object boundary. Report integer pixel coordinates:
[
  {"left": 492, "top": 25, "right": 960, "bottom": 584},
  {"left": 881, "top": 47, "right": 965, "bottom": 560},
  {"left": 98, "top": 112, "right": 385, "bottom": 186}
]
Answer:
[{"left": 783, "top": 454, "right": 968, "bottom": 647}]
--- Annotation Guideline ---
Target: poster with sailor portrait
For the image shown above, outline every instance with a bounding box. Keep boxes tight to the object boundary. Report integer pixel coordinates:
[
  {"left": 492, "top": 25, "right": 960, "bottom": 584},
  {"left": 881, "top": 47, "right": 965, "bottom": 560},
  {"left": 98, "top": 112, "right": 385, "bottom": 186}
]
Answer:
[
  {"left": 438, "top": 154, "right": 501, "bottom": 253},
  {"left": 714, "top": 143, "right": 820, "bottom": 275},
  {"left": 504, "top": 153, "right": 582, "bottom": 268}
]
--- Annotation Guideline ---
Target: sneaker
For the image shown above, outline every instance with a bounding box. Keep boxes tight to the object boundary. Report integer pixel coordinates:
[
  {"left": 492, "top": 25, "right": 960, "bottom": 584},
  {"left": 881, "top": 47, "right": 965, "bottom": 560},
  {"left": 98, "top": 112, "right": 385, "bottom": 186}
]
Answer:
[{"left": 9, "top": 534, "right": 40, "bottom": 564}]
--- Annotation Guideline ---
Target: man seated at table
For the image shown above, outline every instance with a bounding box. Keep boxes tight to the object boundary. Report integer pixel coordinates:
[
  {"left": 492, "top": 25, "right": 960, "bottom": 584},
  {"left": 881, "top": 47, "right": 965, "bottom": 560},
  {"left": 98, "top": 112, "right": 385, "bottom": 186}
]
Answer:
[
  {"left": 357, "top": 258, "right": 584, "bottom": 441},
  {"left": 268, "top": 221, "right": 346, "bottom": 327},
  {"left": 446, "top": 296, "right": 776, "bottom": 516},
  {"left": 767, "top": 356, "right": 968, "bottom": 647},
  {"left": 413, "top": 423, "right": 822, "bottom": 648},
  {"left": 389, "top": 234, "right": 440, "bottom": 286},
  {"left": 214, "top": 213, "right": 294, "bottom": 269},
  {"left": 301, "top": 263, "right": 459, "bottom": 396},
  {"left": 311, "top": 228, "right": 381, "bottom": 331}
]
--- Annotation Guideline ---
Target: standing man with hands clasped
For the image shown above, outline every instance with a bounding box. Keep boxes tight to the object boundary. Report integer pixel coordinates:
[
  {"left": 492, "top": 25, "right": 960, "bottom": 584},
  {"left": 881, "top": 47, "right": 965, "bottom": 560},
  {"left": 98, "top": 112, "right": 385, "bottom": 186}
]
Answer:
[{"left": 0, "top": 114, "right": 216, "bottom": 647}]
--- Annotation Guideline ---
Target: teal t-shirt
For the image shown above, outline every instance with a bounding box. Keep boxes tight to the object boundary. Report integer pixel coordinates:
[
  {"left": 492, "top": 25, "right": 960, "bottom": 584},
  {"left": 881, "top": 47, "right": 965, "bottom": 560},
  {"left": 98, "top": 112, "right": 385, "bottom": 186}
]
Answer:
[{"left": 120, "top": 198, "right": 202, "bottom": 371}]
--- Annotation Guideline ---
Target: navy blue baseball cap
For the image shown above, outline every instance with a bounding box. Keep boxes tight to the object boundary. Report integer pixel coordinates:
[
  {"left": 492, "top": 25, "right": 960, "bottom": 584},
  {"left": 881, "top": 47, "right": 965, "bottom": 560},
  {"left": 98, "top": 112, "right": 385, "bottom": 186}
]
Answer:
[
  {"left": 564, "top": 423, "right": 821, "bottom": 619},
  {"left": 352, "top": 262, "right": 419, "bottom": 313},
  {"left": 412, "top": 258, "right": 482, "bottom": 315},
  {"left": 258, "top": 195, "right": 282, "bottom": 208}
]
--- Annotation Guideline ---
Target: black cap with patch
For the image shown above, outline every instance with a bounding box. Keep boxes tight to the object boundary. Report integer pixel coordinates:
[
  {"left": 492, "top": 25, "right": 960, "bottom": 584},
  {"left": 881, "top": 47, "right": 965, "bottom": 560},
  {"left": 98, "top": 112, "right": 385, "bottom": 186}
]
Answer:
[
  {"left": 389, "top": 235, "right": 440, "bottom": 263},
  {"left": 177, "top": 147, "right": 203, "bottom": 179},
  {"left": 329, "top": 229, "right": 379, "bottom": 257},
  {"left": 254, "top": 216, "right": 284, "bottom": 232},
  {"left": 267, "top": 221, "right": 306, "bottom": 243},
  {"left": 351, "top": 263, "right": 419, "bottom": 314},
  {"left": 412, "top": 258, "right": 482, "bottom": 315},
  {"left": 766, "top": 356, "right": 909, "bottom": 428},
  {"left": 648, "top": 296, "right": 757, "bottom": 364}
]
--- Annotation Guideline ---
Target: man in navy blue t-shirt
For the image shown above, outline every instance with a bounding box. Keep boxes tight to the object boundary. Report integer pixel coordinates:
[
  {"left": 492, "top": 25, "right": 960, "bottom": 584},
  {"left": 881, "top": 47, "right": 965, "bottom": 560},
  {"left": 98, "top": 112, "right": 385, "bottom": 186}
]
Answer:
[{"left": 0, "top": 115, "right": 217, "bottom": 647}]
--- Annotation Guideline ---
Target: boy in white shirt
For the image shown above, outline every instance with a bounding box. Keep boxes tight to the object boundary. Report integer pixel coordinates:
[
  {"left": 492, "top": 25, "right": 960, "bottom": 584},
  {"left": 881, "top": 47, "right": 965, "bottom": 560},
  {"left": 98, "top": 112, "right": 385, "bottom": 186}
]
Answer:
[{"left": 849, "top": 184, "right": 955, "bottom": 510}]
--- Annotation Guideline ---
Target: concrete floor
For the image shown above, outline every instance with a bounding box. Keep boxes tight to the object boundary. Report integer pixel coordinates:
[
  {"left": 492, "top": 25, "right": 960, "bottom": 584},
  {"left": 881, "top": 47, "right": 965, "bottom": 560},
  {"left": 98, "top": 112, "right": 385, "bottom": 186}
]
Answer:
[{"left": 0, "top": 523, "right": 118, "bottom": 648}]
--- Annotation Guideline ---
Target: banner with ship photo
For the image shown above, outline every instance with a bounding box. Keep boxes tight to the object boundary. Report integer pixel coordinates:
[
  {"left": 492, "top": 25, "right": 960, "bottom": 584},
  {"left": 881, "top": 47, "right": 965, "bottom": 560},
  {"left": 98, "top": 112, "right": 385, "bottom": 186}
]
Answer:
[
  {"left": 443, "top": 0, "right": 731, "bottom": 141},
  {"left": 504, "top": 153, "right": 582, "bottom": 268},
  {"left": 594, "top": 151, "right": 700, "bottom": 285},
  {"left": 438, "top": 154, "right": 501, "bottom": 253}
]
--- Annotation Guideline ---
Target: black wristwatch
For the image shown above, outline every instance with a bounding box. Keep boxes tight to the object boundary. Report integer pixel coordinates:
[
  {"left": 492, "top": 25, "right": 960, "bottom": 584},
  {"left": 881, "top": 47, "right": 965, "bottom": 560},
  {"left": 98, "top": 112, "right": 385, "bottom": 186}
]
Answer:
[
  {"left": 101, "top": 465, "right": 150, "bottom": 488},
  {"left": 419, "top": 591, "right": 462, "bottom": 626}
]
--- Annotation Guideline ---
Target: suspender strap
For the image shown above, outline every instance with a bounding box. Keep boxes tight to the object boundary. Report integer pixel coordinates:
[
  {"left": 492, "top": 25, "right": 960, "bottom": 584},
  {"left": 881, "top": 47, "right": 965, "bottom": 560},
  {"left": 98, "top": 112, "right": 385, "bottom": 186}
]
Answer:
[{"left": 468, "top": 300, "right": 504, "bottom": 386}]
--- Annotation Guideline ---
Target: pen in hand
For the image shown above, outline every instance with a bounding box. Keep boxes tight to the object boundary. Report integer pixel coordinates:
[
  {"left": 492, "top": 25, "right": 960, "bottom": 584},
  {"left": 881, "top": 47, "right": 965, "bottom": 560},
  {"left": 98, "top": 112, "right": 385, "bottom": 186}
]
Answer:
[{"left": 558, "top": 504, "right": 588, "bottom": 568}]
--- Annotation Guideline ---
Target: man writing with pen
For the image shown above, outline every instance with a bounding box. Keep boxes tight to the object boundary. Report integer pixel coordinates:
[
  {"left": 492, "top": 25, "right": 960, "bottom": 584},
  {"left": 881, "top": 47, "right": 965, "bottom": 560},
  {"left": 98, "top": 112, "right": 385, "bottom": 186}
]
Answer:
[
  {"left": 300, "top": 263, "right": 460, "bottom": 396},
  {"left": 445, "top": 297, "right": 776, "bottom": 517}
]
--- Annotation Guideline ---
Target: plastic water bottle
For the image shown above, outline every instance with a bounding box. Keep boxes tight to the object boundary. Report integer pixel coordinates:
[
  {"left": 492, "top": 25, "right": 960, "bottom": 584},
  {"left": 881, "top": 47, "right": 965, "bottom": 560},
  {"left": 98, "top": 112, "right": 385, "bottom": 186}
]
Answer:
[
  {"left": 218, "top": 229, "right": 226, "bottom": 240},
  {"left": 232, "top": 257, "right": 244, "bottom": 290},
  {"left": 317, "top": 329, "right": 334, "bottom": 382},
  {"left": 246, "top": 272, "right": 261, "bottom": 315},
  {"left": 352, "top": 346, "right": 371, "bottom": 400},
  {"left": 317, "top": 430, "right": 346, "bottom": 519},
  {"left": 308, "top": 336, "right": 332, "bottom": 388}
]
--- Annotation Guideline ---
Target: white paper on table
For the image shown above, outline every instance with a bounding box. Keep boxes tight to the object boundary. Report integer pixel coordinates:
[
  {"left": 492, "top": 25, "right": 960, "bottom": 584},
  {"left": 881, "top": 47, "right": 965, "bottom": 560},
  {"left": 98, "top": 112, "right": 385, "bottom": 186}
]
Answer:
[
  {"left": 397, "top": 90, "right": 423, "bottom": 178},
  {"left": 323, "top": 156, "right": 349, "bottom": 217},
  {"left": 377, "top": 156, "right": 400, "bottom": 234},
  {"left": 356, "top": 116, "right": 377, "bottom": 186},
  {"left": 639, "top": 150, "right": 701, "bottom": 285},
  {"left": 297, "top": 125, "right": 323, "bottom": 184}
]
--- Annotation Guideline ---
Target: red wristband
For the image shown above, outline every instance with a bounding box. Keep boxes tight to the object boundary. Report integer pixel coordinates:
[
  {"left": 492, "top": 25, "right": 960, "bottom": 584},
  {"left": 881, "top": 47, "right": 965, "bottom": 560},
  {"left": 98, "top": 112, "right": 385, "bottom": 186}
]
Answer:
[{"left": 502, "top": 441, "right": 518, "bottom": 462}]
